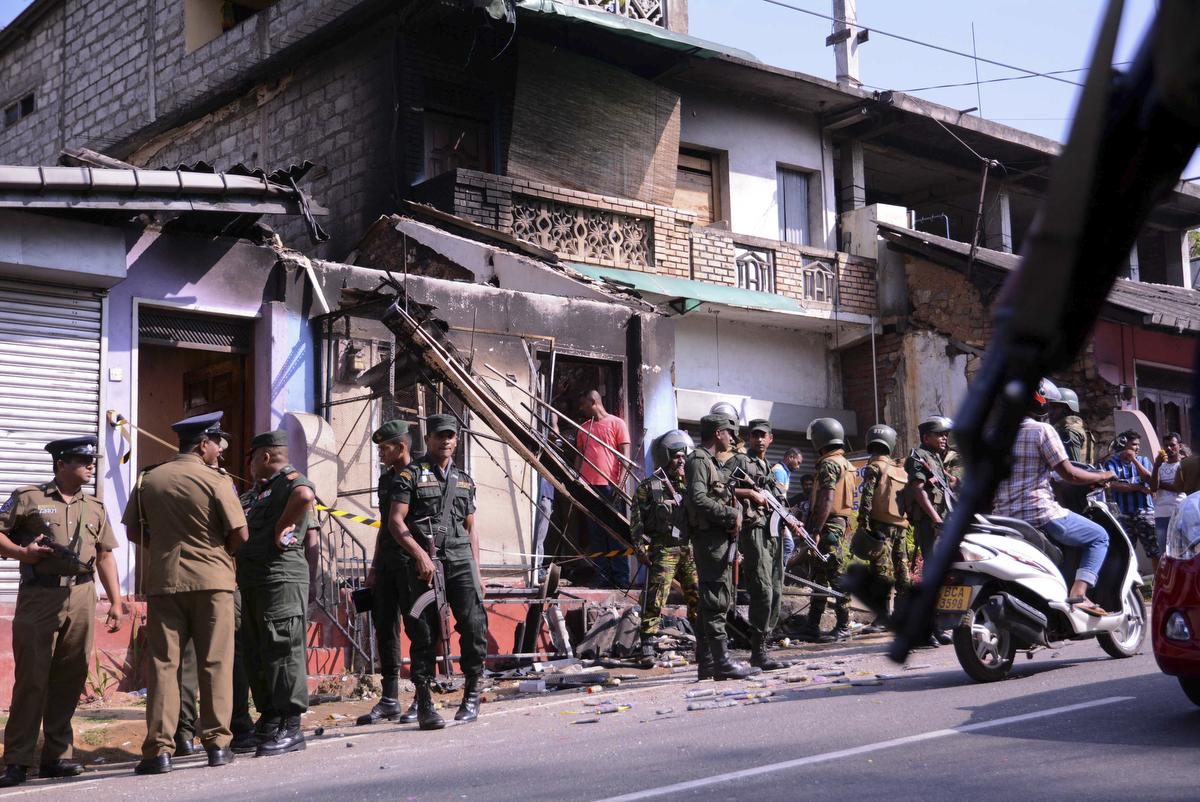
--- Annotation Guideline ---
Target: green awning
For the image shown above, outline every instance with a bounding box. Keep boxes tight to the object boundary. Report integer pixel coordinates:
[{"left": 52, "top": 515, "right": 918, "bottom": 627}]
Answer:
[
  {"left": 516, "top": 1, "right": 759, "bottom": 63},
  {"left": 569, "top": 264, "right": 808, "bottom": 315}
]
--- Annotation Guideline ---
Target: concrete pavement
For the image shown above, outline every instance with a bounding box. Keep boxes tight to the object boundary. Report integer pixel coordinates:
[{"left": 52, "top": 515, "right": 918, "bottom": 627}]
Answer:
[{"left": 3, "top": 639, "right": 1195, "bottom": 801}]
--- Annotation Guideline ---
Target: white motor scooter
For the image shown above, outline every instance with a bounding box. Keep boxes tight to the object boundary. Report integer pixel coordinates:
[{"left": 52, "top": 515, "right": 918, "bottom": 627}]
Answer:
[{"left": 933, "top": 477, "right": 1146, "bottom": 683}]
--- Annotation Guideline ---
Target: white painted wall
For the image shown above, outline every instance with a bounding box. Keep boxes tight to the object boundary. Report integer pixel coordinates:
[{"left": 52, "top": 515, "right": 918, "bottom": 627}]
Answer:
[
  {"left": 673, "top": 313, "right": 832, "bottom": 407},
  {"left": 679, "top": 88, "right": 836, "bottom": 249}
]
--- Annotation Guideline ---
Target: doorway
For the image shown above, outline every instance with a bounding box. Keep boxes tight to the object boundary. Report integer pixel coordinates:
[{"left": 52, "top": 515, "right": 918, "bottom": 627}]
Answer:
[{"left": 134, "top": 308, "right": 253, "bottom": 591}]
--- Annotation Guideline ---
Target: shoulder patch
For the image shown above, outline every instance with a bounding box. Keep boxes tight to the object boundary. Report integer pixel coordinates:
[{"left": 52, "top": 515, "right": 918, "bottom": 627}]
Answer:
[
  {"left": 0, "top": 495, "right": 14, "bottom": 515},
  {"left": 398, "top": 470, "right": 413, "bottom": 482},
  {"left": 285, "top": 471, "right": 299, "bottom": 481}
]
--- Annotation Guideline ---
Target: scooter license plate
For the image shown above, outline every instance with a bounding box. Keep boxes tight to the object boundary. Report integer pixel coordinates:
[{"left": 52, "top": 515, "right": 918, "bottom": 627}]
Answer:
[{"left": 936, "top": 585, "right": 971, "bottom": 611}]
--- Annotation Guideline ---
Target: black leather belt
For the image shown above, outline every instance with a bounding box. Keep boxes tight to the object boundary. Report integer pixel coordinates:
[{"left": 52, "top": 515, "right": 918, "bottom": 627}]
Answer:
[{"left": 22, "top": 573, "right": 94, "bottom": 588}]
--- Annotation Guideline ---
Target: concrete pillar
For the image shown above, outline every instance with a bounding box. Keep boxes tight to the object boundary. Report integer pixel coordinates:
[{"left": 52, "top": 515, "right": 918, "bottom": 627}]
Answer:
[
  {"left": 983, "top": 184, "right": 1013, "bottom": 253},
  {"left": 1162, "top": 229, "right": 1193, "bottom": 289},
  {"left": 254, "top": 300, "right": 315, "bottom": 433},
  {"left": 832, "top": 0, "right": 862, "bottom": 89},
  {"left": 838, "top": 139, "right": 866, "bottom": 213},
  {"left": 665, "top": 0, "right": 688, "bottom": 34},
  {"left": 1128, "top": 244, "right": 1141, "bottom": 282}
]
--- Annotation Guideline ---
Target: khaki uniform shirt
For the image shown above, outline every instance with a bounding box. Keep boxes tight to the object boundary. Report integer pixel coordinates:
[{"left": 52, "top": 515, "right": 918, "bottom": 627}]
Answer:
[
  {"left": 122, "top": 453, "right": 247, "bottom": 594},
  {"left": 0, "top": 483, "right": 116, "bottom": 577}
]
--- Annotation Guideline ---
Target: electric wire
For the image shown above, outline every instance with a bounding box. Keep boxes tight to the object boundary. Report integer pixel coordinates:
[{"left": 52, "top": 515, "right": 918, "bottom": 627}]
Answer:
[{"left": 757, "top": 0, "right": 1083, "bottom": 87}]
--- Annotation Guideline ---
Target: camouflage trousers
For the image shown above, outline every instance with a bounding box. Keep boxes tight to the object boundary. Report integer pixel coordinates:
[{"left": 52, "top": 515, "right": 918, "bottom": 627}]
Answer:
[
  {"left": 639, "top": 540, "right": 700, "bottom": 637},
  {"left": 865, "top": 522, "right": 911, "bottom": 592}
]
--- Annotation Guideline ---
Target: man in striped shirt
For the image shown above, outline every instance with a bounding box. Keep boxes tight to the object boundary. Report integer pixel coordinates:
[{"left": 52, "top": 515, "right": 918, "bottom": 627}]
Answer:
[{"left": 1103, "top": 430, "right": 1159, "bottom": 569}]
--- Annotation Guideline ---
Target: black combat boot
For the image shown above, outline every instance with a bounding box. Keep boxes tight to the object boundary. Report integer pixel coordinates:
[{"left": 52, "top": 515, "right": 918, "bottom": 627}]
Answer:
[
  {"left": 710, "top": 639, "right": 761, "bottom": 681},
  {"left": 639, "top": 636, "right": 657, "bottom": 667},
  {"left": 454, "top": 675, "right": 482, "bottom": 723},
  {"left": 38, "top": 759, "right": 84, "bottom": 778},
  {"left": 230, "top": 728, "right": 258, "bottom": 753},
  {"left": 750, "top": 635, "right": 787, "bottom": 671},
  {"left": 356, "top": 698, "right": 402, "bottom": 726},
  {"left": 797, "top": 597, "right": 828, "bottom": 642},
  {"left": 828, "top": 607, "right": 852, "bottom": 642},
  {"left": 256, "top": 716, "right": 306, "bottom": 757},
  {"left": 357, "top": 676, "right": 406, "bottom": 725},
  {"left": 416, "top": 683, "right": 445, "bottom": 731},
  {"left": 397, "top": 699, "right": 420, "bottom": 723},
  {"left": 253, "top": 714, "right": 281, "bottom": 744},
  {"left": 696, "top": 638, "right": 714, "bottom": 680},
  {"left": 0, "top": 765, "right": 26, "bottom": 787}
]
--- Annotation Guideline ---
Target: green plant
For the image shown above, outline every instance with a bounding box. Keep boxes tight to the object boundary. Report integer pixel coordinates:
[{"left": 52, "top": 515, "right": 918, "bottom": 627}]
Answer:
[
  {"left": 85, "top": 654, "right": 117, "bottom": 701},
  {"left": 80, "top": 727, "right": 108, "bottom": 747}
]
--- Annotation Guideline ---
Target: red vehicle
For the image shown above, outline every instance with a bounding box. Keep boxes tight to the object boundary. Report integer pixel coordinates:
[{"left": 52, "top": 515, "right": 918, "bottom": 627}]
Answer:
[{"left": 1152, "top": 493, "right": 1200, "bottom": 704}]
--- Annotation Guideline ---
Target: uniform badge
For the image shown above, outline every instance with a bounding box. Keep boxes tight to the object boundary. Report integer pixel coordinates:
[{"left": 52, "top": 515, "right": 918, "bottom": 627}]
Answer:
[{"left": 38, "top": 506, "right": 58, "bottom": 516}]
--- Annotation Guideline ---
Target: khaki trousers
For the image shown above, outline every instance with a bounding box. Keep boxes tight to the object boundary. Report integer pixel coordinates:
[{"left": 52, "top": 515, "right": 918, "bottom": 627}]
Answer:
[
  {"left": 3, "top": 582, "right": 95, "bottom": 767},
  {"left": 143, "top": 590, "right": 234, "bottom": 758}
]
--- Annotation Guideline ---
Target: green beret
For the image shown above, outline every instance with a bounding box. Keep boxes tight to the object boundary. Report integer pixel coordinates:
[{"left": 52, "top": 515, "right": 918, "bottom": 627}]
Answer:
[
  {"left": 748, "top": 418, "right": 771, "bottom": 433},
  {"left": 700, "top": 414, "right": 736, "bottom": 439},
  {"left": 425, "top": 413, "right": 459, "bottom": 434},
  {"left": 249, "top": 430, "right": 288, "bottom": 451},
  {"left": 372, "top": 420, "right": 412, "bottom": 444}
]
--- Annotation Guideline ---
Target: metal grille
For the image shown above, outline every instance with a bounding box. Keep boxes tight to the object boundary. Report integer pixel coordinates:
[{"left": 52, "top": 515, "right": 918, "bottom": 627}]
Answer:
[
  {"left": 138, "top": 308, "right": 252, "bottom": 353},
  {"left": 0, "top": 280, "right": 102, "bottom": 598}
]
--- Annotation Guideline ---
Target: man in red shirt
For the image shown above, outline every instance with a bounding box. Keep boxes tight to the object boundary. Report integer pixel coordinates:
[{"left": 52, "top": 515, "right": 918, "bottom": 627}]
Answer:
[{"left": 576, "top": 390, "right": 632, "bottom": 587}]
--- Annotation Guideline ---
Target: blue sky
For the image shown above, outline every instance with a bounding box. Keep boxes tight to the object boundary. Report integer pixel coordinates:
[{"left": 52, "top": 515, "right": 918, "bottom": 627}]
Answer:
[{"left": 1, "top": 0, "right": 1195, "bottom": 174}]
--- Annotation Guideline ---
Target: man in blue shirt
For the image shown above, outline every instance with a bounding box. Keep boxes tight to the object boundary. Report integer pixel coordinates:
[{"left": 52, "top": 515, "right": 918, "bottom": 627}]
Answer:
[
  {"left": 770, "top": 448, "right": 803, "bottom": 564},
  {"left": 1104, "top": 430, "right": 1159, "bottom": 569}
]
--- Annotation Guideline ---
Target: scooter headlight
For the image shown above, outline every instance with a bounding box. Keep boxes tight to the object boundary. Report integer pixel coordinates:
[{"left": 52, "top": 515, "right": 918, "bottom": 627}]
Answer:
[
  {"left": 1164, "top": 610, "right": 1193, "bottom": 642},
  {"left": 958, "top": 543, "right": 996, "bottom": 562}
]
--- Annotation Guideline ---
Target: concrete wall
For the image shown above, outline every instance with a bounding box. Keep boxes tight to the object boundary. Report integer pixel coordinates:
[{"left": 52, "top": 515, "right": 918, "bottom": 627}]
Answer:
[
  {"left": 314, "top": 263, "right": 675, "bottom": 574},
  {"left": 672, "top": 313, "right": 834, "bottom": 408},
  {"left": 678, "top": 87, "right": 836, "bottom": 250},
  {"left": 101, "top": 230, "right": 313, "bottom": 588}
]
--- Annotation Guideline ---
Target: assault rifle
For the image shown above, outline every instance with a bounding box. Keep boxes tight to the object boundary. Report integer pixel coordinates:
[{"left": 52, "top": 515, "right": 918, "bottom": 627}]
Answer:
[
  {"left": 906, "top": 449, "right": 957, "bottom": 512},
  {"left": 408, "top": 517, "right": 454, "bottom": 678},
  {"left": 32, "top": 534, "right": 95, "bottom": 575},
  {"left": 730, "top": 467, "right": 827, "bottom": 563}
]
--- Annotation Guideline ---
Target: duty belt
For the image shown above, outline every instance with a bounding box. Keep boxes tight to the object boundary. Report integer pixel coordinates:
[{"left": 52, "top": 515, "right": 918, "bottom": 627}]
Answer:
[{"left": 23, "top": 572, "right": 94, "bottom": 588}]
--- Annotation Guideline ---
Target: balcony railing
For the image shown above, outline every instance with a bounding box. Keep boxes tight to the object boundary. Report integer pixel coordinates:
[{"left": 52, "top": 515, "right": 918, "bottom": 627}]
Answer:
[
  {"left": 567, "top": 0, "right": 667, "bottom": 27},
  {"left": 735, "top": 245, "right": 775, "bottom": 293},
  {"left": 512, "top": 195, "right": 653, "bottom": 270}
]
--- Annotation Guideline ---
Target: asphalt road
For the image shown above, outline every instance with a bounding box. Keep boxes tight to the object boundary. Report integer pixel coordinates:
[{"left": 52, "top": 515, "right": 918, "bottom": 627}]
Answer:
[{"left": 4, "top": 639, "right": 1196, "bottom": 802}]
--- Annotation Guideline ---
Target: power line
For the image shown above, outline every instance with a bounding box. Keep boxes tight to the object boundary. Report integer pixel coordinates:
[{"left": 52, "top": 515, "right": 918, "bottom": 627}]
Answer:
[
  {"left": 757, "top": 0, "right": 1084, "bottom": 87},
  {"left": 901, "top": 62, "right": 1132, "bottom": 94}
]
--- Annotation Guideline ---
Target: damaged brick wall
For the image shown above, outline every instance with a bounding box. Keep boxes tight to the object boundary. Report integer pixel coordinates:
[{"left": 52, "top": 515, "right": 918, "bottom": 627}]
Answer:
[
  {"left": 0, "top": 1, "right": 65, "bottom": 165},
  {"left": 507, "top": 40, "right": 681, "bottom": 207},
  {"left": 840, "top": 331, "right": 903, "bottom": 449},
  {"left": 901, "top": 253, "right": 1120, "bottom": 450}
]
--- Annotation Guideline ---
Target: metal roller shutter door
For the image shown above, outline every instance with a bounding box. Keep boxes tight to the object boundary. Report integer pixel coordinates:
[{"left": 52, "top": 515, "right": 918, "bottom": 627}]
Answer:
[{"left": 0, "top": 280, "right": 102, "bottom": 598}]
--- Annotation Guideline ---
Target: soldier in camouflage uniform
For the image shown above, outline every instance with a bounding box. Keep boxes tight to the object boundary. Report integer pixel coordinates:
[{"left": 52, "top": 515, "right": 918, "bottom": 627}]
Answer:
[
  {"left": 685, "top": 414, "right": 758, "bottom": 681},
  {"left": 905, "top": 416, "right": 955, "bottom": 647},
  {"left": 636, "top": 431, "right": 700, "bottom": 664},
  {"left": 731, "top": 419, "right": 789, "bottom": 670},
  {"left": 852, "top": 425, "right": 910, "bottom": 633},
  {"left": 1051, "top": 387, "right": 1095, "bottom": 464},
  {"left": 799, "top": 418, "right": 859, "bottom": 643}
]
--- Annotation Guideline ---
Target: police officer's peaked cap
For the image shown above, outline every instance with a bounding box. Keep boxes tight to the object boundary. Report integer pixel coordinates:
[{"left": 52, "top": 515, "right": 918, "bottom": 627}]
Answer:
[
  {"left": 172, "top": 411, "right": 230, "bottom": 445},
  {"left": 372, "top": 419, "right": 412, "bottom": 444},
  {"left": 700, "top": 414, "right": 736, "bottom": 439},
  {"left": 918, "top": 416, "right": 953, "bottom": 436},
  {"left": 425, "top": 413, "right": 459, "bottom": 434},
  {"left": 45, "top": 436, "right": 98, "bottom": 460},
  {"left": 748, "top": 419, "right": 772, "bottom": 434},
  {"left": 249, "top": 430, "right": 289, "bottom": 451}
]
